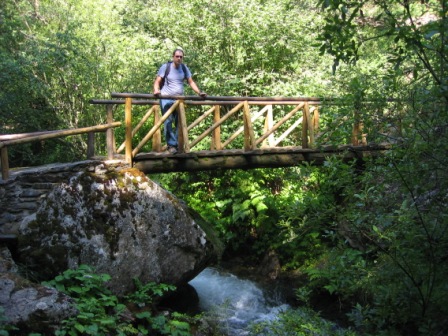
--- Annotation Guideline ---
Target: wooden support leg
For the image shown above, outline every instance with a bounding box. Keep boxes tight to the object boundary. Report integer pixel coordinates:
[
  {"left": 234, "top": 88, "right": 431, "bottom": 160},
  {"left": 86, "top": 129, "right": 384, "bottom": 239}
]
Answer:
[{"left": 1, "top": 147, "right": 9, "bottom": 180}]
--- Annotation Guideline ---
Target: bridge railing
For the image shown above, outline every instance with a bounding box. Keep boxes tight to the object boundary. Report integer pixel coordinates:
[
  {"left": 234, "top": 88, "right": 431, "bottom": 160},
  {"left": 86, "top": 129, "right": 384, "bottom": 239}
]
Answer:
[
  {"left": 91, "top": 94, "right": 351, "bottom": 165},
  {"left": 0, "top": 122, "right": 121, "bottom": 180},
  {"left": 0, "top": 93, "right": 396, "bottom": 179}
]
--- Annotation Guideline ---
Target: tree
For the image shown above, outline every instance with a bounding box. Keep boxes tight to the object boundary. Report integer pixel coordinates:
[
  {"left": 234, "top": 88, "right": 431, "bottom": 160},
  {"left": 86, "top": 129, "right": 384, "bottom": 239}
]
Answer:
[
  {"left": 314, "top": 1, "right": 448, "bottom": 334},
  {"left": 127, "top": 0, "right": 335, "bottom": 96},
  {"left": 317, "top": 0, "right": 447, "bottom": 97},
  {"left": 0, "top": 0, "right": 161, "bottom": 165}
]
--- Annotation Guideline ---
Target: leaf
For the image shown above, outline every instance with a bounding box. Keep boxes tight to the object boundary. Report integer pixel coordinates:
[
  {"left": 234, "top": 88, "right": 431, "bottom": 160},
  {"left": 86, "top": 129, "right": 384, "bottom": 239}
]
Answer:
[
  {"left": 85, "top": 324, "right": 99, "bottom": 334},
  {"left": 74, "top": 323, "right": 85, "bottom": 333},
  {"left": 136, "top": 311, "right": 152, "bottom": 319},
  {"left": 255, "top": 202, "right": 268, "bottom": 212},
  {"left": 70, "top": 286, "right": 84, "bottom": 294},
  {"left": 324, "top": 284, "right": 337, "bottom": 294},
  {"left": 99, "top": 274, "right": 111, "bottom": 282},
  {"left": 55, "top": 284, "right": 66, "bottom": 292},
  {"left": 55, "top": 275, "right": 65, "bottom": 282},
  {"left": 99, "top": 317, "right": 115, "bottom": 325}
]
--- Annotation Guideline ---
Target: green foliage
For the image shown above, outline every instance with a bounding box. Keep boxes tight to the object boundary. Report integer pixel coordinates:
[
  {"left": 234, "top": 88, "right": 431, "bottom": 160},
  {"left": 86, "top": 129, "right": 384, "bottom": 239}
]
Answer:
[
  {"left": 131, "top": 0, "right": 332, "bottom": 97},
  {"left": 138, "top": 312, "right": 192, "bottom": 336},
  {"left": 42, "top": 265, "right": 192, "bottom": 336},
  {"left": 304, "top": 248, "right": 370, "bottom": 300},
  {"left": 153, "top": 167, "right": 307, "bottom": 257},
  {"left": 43, "top": 265, "right": 112, "bottom": 298},
  {"left": 3, "top": 0, "right": 448, "bottom": 335},
  {"left": 346, "top": 157, "right": 448, "bottom": 334},
  {"left": 1, "top": 0, "right": 160, "bottom": 166},
  {"left": 271, "top": 158, "right": 358, "bottom": 269},
  {"left": 250, "top": 307, "right": 357, "bottom": 336},
  {"left": 317, "top": 0, "right": 447, "bottom": 98},
  {"left": 293, "top": 134, "right": 448, "bottom": 335},
  {"left": 125, "top": 278, "right": 176, "bottom": 308},
  {"left": 43, "top": 265, "right": 126, "bottom": 336}
]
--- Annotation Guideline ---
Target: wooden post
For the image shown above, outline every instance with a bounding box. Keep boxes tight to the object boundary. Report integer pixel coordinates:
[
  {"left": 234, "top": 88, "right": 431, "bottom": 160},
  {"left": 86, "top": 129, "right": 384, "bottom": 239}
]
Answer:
[
  {"left": 117, "top": 106, "right": 156, "bottom": 154},
  {"left": 313, "top": 107, "right": 320, "bottom": 133},
  {"left": 352, "top": 109, "right": 360, "bottom": 145},
  {"left": 305, "top": 103, "right": 314, "bottom": 147},
  {"left": 153, "top": 105, "right": 162, "bottom": 152},
  {"left": 87, "top": 132, "right": 95, "bottom": 158},
  {"left": 243, "top": 100, "right": 256, "bottom": 151},
  {"left": 212, "top": 105, "right": 222, "bottom": 150},
  {"left": 106, "top": 104, "right": 115, "bottom": 160},
  {"left": 302, "top": 104, "right": 310, "bottom": 148},
  {"left": 361, "top": 122, "right": 367, "bottom": 145},
  {"left": 177, "top": 100, "right": 190, "bottom": 153},
  {"left": 262, "top": 105, "right": 274, "bottom": 148},
  {"left": 1, "top": 147, "right": 9, "bottom": 180},
  {"left": 125, "top": 97, "right": 133, "bottom": 164}
]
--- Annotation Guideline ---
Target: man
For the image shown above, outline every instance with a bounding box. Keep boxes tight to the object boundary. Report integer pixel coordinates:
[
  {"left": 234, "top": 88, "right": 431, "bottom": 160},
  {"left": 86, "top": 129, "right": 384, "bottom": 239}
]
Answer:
[{"left": 153, "top": 49, "right": 206, "bottom": 154}]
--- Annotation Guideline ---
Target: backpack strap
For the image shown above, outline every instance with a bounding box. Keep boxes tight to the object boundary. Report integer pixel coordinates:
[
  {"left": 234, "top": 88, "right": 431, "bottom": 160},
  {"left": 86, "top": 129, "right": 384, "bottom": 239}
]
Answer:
[
  {"left": 181, "top": 64, "right": 188, "bottom": 80},
  {"left": 164, "top": 61, "right": 172, "bottom": 78}
]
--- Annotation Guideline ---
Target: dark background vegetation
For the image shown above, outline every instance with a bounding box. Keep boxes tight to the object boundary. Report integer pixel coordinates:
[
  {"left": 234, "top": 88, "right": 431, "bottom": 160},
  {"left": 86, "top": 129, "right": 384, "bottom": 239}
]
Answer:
[{"left": 1, "top": 0, "right": 447, "bottom": 335}]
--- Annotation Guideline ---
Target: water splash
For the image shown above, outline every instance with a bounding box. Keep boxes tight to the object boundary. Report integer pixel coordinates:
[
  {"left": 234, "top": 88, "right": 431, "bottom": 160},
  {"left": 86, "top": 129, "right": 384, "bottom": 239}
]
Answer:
[{"left": 189, "top": 267, "right": 290, "bottom": 335}]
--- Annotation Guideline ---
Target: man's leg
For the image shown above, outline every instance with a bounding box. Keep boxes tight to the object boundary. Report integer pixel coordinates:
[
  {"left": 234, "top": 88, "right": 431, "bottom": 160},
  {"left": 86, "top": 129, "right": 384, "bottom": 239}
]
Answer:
[{"left": 160, "top": 99, "right": 178, "bottom": 149}]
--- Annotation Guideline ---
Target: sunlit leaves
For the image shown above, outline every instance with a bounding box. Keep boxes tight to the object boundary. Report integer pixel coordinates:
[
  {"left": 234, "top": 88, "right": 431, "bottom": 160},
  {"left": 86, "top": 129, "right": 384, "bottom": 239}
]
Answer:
[
  {"left": 129, "top": 0, "right": 333, "bottom": 96},
  {"left": 317, "top": 0, "right": 446, "bottom": 95}
]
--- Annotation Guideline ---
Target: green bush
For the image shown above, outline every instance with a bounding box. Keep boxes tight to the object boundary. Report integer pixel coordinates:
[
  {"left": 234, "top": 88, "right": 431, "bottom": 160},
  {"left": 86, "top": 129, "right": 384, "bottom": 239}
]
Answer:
[
  {"left": 250, "top": 307, "right": 357, "bottom": 336},
  {"left": 42, "top": 265, "right": 194, "bottom": 336}
]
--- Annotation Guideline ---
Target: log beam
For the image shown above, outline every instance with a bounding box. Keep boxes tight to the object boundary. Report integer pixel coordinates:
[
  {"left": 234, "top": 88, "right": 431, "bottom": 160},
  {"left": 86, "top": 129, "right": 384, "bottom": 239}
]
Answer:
[{"left": 133, "top": 146, "right": 390, "bottom": 174}]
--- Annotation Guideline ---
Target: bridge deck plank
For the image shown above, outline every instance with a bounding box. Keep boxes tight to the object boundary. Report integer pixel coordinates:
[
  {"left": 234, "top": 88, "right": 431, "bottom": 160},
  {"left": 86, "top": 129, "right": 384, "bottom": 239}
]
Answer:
[
  {"left": 132, "top": 144, "right": 391, "bottom": 174},
  {"left": 133, "top": 144, "right": 390, "bottom": 160}
]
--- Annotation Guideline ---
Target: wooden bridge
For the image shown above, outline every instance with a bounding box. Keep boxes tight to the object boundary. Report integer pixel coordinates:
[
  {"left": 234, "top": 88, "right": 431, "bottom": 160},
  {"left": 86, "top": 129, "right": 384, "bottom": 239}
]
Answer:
[{"left": 0, "top": 93, "right": 392, "bottom": 180}]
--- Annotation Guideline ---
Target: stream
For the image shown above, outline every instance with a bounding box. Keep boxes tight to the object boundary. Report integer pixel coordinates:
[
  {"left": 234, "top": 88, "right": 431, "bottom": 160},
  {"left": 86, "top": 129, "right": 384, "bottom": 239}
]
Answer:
[{"left": 188, "top": 267, "right": 291, "bottom": 336}]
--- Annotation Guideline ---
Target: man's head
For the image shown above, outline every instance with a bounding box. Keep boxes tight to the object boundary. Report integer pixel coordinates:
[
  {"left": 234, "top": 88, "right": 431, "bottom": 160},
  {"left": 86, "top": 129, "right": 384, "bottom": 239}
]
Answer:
[{"left": 172, "top": 49, "right": 184, "bottom": 66}]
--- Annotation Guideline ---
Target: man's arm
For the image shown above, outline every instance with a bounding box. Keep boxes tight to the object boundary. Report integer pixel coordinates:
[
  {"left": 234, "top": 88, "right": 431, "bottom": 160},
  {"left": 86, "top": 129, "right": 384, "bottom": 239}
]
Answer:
[
  {"left": 153, "top": 76, "right": 163, "bottom": 95},
  {"left": 187, "top": 78, "right": 207, "bottom": 98}
]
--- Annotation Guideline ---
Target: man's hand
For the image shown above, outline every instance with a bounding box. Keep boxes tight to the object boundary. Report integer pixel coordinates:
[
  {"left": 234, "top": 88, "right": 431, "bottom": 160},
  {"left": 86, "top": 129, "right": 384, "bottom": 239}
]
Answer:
[
  {"left": 154, "top": 89, "right": 161, "bottom": 97},
  {"left": 199, "top": 91, "right": 207, "bottom": 98}
]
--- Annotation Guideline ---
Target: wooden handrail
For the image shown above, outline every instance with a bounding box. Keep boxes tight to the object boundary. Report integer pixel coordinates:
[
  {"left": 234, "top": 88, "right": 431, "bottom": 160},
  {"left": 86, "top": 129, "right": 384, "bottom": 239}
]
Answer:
[
  {"left": 0, "top": 123, "right": 121, "bottom": 148},
  {"left": 0, "top": 122, "right": 121, "bottom": 180},
  {"left": 109, "top": 93, "right": 324, "bottom": 102},
  {"left": 90, "top": 99, "right": 321, "bottom": 106},
  {"left": 2, "top": 93, "right": 399, "bottom": 179},
  {"left": 91, "top": 94, "right": 398, "bottom": 168}
]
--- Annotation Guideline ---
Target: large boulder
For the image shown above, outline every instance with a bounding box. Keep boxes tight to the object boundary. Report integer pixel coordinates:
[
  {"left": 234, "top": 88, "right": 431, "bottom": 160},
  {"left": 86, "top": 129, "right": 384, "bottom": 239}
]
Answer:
[{"left": 17, "top": 164, "right": 223, "bottom": 296}]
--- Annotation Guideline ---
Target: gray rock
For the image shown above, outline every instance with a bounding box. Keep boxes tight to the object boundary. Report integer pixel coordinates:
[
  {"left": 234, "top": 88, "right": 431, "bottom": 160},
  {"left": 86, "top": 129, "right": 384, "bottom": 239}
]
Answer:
[
  {"left": 0, "top": 247, "right": 77, "bottom": 333},
  {"left": 1, "top": 160, "right": 104, "bottom": 234},
  {"left": 17, "top": 164, "right": 223, "bottom": 296},
  {"left": 0, "top": 248, "right": 18, "bottom": 274}
]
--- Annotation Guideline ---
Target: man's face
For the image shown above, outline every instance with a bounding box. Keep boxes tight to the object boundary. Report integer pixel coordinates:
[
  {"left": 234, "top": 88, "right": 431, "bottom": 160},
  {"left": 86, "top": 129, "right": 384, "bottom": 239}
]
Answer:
[{"left": 173, "top": 52, "right": 184, "bottom": 66}]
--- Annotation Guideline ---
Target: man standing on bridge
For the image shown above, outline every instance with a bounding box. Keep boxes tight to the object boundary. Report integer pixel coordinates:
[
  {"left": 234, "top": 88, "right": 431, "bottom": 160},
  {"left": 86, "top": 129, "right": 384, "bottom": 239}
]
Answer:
[{"left": 153, "top": 48, "right": 206, "bottom": 154}]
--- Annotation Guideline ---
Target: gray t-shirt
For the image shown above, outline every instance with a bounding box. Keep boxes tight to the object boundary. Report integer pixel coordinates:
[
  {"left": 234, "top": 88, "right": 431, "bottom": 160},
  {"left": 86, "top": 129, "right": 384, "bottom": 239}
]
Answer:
[{"left": 158, "top": 62, "right": 192, "bottom": 96}]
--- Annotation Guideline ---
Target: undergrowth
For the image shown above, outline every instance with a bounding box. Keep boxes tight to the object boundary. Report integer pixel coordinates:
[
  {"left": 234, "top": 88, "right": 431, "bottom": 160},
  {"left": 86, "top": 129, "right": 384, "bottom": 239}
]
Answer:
[{"left": 40, "top": 264, "right": 195, "bottom": 336}]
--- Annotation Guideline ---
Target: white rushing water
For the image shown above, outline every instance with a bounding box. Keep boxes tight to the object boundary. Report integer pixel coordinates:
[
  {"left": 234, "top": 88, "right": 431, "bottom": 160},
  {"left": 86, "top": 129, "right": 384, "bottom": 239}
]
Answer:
[{"left": 189, "top": 267, "right": 290, "bottom": 336}]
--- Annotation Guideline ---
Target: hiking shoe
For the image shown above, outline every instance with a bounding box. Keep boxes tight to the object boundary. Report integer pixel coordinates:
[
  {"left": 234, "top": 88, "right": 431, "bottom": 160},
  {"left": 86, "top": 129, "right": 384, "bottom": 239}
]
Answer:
[{"left": 167, "top": 146, "right": 178, "bottom": 154}]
